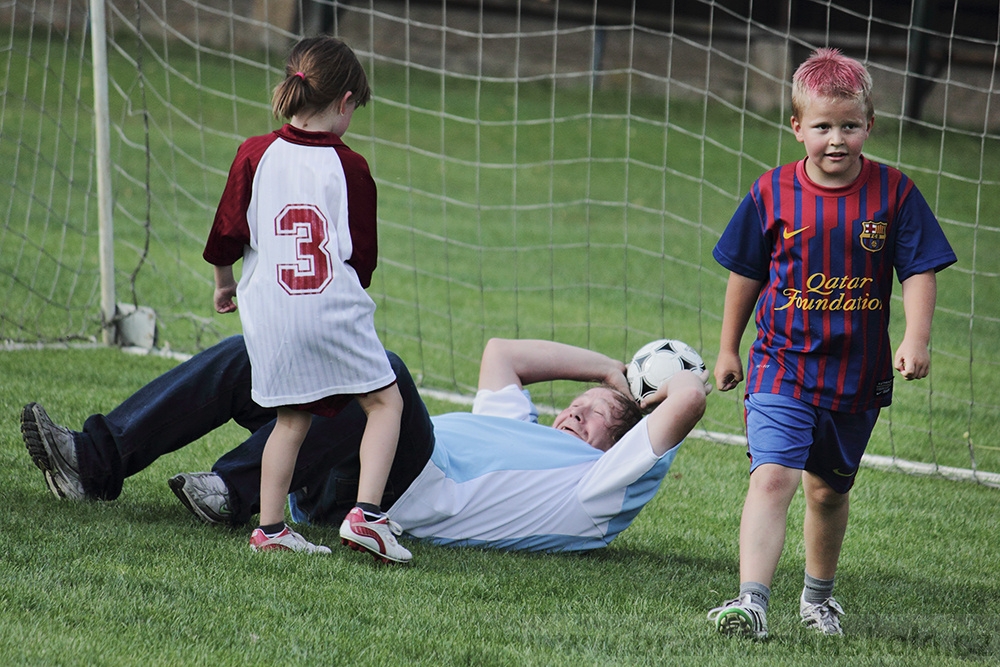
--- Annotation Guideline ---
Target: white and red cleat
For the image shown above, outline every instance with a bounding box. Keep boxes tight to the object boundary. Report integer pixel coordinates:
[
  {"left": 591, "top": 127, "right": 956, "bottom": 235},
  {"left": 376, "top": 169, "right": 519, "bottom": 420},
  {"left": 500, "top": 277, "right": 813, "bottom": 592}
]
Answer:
[
  {"left": 338, "top": 507, "right": 412, "bottom": 564},
  {"left": 249, "top": 526, "right": 331, "bottom": 554}
]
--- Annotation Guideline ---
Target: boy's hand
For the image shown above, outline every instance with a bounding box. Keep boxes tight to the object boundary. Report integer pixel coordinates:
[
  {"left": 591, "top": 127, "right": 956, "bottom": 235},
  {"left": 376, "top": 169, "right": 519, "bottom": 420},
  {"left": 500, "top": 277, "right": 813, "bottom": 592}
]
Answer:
[
  {"left": 714, "top": 350, "right": 744, "bottom": 392},
  {"left": 894, "top": 339, "right": 930, "bottom": 380}
]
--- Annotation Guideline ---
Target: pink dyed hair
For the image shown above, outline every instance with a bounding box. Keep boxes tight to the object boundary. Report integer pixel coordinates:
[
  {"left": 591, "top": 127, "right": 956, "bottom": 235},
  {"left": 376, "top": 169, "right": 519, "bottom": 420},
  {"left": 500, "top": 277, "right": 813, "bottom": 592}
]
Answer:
[{"left": 791, "top": 48, "right": 874, "bottom": 119}]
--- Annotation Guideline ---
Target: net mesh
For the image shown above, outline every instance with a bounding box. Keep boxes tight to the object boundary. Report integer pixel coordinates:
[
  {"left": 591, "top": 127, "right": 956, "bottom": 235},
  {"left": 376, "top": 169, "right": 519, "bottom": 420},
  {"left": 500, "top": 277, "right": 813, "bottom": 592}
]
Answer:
[{"left": 1, "top": 0, "right": 998, "bottom": 481}]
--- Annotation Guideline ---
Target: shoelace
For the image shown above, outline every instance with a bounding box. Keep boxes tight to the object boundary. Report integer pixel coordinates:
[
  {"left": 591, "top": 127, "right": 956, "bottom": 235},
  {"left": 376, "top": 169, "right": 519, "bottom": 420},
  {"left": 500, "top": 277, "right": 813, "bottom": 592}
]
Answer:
[
  {"left": 285, "top": 529, "right": 329, "bottom": 553},
  {"left": 804, "top": 598, "right": 844, "bottom": 626},
  {"left": 706, "top": 598, "right": 741, "bottom": 621},
  {"left": 362, "top": 510, "right": 404, "bottom": 537}
]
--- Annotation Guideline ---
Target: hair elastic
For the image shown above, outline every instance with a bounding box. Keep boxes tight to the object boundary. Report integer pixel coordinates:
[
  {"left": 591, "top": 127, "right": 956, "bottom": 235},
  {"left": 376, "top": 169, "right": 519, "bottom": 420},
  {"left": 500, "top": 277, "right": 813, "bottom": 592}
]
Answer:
[{"left": 294, "top": 71, "right": 305, "bottom": 80}]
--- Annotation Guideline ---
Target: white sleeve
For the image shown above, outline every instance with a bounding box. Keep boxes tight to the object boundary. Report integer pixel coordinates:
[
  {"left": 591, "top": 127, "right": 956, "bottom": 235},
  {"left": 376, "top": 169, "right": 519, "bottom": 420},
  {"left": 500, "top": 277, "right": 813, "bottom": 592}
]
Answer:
[
  {"left": 471, "top": 384, "right": 539, "bottom": 423},
  {"left": 576, "top": 416, "right": 665, "bottom": 507}
]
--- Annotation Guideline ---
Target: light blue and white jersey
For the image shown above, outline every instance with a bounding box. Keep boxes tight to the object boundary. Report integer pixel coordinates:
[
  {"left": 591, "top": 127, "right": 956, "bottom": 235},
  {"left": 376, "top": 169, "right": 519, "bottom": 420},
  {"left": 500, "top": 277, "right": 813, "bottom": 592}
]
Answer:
[{"left": 387, "top": 384, "right": 680, "bottom": 552}]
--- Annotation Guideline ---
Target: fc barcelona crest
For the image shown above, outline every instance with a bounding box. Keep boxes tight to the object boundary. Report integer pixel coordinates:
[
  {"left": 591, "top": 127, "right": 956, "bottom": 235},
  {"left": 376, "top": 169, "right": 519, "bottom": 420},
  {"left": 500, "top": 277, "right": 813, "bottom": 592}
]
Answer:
[{"left": 859, "top": 220, "right": 887, "bottom": 252}]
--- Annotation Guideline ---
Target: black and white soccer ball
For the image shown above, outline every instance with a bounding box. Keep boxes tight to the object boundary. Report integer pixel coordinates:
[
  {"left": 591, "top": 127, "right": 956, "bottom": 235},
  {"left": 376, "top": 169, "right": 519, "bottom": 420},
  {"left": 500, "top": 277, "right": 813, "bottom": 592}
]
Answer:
[{"left": 626, "top": 339, "right": 706, "bottom": 401}]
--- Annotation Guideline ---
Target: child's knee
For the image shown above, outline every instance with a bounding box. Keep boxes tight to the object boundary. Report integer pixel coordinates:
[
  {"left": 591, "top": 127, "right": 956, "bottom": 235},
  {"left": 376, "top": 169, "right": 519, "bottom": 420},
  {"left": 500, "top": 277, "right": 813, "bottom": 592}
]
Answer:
[
  {"left": 804, "top": 473, "right": 848, "bottom": 509},
  {"left": 749, "top": 463, "right": 801, "bottom": 499}
]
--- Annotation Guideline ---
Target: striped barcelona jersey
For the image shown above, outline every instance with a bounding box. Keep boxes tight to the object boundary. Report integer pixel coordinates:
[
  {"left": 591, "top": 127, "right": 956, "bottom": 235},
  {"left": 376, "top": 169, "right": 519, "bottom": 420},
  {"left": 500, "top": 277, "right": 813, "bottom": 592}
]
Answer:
[{"left": 713, "top": 157, "right": 956, "bottom": 412}]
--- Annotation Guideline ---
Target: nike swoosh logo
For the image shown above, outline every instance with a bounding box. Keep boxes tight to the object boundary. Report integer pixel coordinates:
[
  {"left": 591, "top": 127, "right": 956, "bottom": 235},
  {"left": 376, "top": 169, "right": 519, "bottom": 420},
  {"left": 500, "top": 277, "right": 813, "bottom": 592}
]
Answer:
[
  {"left": 783, "top": 226, "right": 809, "bottom": 239},
  {"left": 832, "top": 468, "right": 856, "bottom": 477}
]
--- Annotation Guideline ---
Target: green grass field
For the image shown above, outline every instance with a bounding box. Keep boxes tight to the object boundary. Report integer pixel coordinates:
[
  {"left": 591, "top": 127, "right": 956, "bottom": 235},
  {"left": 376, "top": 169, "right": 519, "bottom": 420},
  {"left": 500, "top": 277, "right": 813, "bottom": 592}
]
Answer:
[
  {"left": 3, "top": 24, "right": 1000, "bottom": 665},
  {"left": 1, "top": 346, "right": 998, "bottom": 665}
]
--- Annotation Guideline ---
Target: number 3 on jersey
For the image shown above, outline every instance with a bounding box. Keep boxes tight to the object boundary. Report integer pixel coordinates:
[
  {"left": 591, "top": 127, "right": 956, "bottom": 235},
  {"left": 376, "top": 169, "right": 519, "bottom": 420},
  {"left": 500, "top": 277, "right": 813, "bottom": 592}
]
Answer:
[{"left": 275, "top": 204, "right": 334, "bottom": 294}]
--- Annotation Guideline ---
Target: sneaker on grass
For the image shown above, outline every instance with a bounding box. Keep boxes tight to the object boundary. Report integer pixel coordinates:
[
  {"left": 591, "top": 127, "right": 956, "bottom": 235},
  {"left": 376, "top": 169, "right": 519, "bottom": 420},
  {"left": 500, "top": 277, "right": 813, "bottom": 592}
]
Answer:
[
  {"left": 20, "top": 402, "right": 86, "bottom": 501},
  {"left": 339, "top": 506, "right": 412, "bottom": 564},
  {"left": 800, "top": 594, "right": 845, "bottom": 636},
  {"left": 707, "top": 594, "right": 768, "bottom": 640},
  {"left": 168, "top": 472, "right": 233, "bottom": 525},
  {"left": 249, "top": 526, "right": 331, "bottom": 554}
]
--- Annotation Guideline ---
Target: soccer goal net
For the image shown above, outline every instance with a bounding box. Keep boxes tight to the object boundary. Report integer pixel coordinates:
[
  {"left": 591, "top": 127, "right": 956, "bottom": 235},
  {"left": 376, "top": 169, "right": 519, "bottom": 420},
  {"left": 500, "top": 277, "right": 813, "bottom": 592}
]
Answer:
[{"left": 2, "top": 0, "right": 998, "bottom": 484}]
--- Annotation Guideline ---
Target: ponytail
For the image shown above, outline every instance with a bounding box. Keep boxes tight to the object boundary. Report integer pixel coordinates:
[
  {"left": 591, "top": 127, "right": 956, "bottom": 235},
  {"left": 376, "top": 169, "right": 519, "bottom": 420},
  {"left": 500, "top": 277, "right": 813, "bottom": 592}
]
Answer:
[{"left": 271, "top": 37, "right": 371, "bottom": 120}]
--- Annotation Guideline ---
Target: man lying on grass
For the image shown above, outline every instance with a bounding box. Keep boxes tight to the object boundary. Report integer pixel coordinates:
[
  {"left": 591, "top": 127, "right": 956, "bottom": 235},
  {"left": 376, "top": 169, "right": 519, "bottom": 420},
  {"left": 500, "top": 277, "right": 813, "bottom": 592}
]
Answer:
[{"left": 21, "top": 335, "right": 708, "bottom": 553}]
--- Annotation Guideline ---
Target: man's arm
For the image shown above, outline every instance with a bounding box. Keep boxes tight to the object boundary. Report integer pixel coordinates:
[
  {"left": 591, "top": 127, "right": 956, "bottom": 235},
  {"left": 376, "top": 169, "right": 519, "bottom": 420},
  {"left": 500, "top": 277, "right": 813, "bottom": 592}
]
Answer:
[
  {"left": 641, "top": 369, "right": 710, "bottom": 456},
  {"left": 477, "top": 338, "right": 630, "bottom": 396}
]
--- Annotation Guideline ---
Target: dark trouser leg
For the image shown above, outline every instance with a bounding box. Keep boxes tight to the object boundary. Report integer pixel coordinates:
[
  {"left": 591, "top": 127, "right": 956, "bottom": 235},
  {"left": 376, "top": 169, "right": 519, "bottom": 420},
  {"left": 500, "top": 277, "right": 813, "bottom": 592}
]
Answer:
[
  {"left": 212, "top": 350, "right": 434, "bottom": 526},
  {"left": 77, "top": 335, "right": 273, "bottom": 500}
]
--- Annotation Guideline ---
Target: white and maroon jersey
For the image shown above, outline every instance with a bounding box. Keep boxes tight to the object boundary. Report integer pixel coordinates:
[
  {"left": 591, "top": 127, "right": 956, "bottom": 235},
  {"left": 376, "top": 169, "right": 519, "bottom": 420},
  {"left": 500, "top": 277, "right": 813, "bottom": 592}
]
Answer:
[{"left": 204, "top": 124, "right": 394, "bottom": 407}]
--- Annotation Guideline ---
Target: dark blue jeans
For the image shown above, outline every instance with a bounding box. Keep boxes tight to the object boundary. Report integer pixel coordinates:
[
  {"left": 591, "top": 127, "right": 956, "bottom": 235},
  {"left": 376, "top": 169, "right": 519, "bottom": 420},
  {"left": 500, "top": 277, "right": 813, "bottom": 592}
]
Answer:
[{"left": 75, "top": 335, "right": 434, "bottom": 525}]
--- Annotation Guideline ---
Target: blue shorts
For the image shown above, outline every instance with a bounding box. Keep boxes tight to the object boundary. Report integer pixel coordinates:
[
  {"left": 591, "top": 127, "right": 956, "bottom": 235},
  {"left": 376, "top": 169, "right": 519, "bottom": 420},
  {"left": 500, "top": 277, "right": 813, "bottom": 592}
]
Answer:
[{"left": 744, "top": 393, "right": 880, "bottom": 494}]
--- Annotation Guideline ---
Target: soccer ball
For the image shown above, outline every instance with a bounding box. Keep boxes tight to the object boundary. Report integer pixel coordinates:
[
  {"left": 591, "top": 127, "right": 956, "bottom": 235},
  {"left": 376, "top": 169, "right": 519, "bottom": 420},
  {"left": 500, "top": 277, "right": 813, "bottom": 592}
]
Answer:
[{"left": 626, "top": 339, "right": 706, "bottom": 401}]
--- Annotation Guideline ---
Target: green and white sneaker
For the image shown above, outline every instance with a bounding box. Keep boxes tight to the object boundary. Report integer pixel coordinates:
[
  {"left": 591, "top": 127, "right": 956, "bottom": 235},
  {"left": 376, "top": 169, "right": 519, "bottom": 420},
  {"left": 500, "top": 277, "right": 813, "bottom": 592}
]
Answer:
[
  {"left": 800, "top": 594, "right": 844, "bottom": 636},
  {"left": 168, "top": 472, "right": 233, "bottom": 525},
  {"left": 708, "top": 594, "right": 768, "bottom": 640}
]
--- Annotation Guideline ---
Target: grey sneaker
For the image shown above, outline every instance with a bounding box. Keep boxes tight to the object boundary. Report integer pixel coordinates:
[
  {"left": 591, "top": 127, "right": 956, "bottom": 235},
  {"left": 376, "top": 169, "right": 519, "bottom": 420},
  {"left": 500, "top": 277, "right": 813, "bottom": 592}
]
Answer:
[
  {"left": 707, "top": 594, "right": 768, "bottom": 640},
  {"left": 168, "top": 472, "right": 233, "bottom": 525},
  {"left": 800, "top": 594, "right": 845, "bottom": 635},
  {"left": 21, "top": 403, "right": 86, "bottom": 500}
]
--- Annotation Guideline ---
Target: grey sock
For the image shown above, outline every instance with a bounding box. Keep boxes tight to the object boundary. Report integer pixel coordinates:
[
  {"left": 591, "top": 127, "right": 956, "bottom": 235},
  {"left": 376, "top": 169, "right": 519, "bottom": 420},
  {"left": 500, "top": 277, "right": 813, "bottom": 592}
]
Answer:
[
  {"left": 739, "top": 581, "right": 771, "bottom": 612},
  {"left": 803, "top": 572, "right": 835, "bottom": 604}
]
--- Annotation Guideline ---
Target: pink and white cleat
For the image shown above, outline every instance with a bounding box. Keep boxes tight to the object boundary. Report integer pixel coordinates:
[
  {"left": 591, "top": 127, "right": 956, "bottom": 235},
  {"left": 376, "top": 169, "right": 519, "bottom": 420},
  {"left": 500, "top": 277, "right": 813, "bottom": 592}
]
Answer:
[
  {"left": 338, "top": 507, "right": 412, "bottom": 564},
  {"left": 249, "top": 526, "right": 331, "bottom": 554}
]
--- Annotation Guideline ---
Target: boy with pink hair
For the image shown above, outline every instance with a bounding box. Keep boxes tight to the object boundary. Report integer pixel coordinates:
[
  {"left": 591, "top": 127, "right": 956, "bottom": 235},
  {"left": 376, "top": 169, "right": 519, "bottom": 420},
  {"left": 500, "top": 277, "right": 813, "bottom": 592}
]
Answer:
[{"left": 708, "top": 48, "right": 956, "bottom": 639}]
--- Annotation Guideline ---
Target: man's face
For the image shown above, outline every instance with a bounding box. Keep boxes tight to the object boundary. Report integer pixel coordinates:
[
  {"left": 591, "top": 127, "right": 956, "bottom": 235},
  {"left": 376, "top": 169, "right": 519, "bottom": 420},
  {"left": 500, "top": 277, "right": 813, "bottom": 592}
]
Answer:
[{"left": 552, "top": 387, "right": 619, "bottom": 452}]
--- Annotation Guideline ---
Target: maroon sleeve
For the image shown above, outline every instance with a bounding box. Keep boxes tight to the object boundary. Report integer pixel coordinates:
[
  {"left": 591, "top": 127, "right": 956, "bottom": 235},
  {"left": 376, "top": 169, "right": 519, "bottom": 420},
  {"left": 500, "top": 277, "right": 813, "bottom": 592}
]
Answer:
[
  {"left": 337, "top": 146, "right": 379, "bottom": 289},
  {"left": 203, "top": 134, "right": 276, "bottom": 266}
]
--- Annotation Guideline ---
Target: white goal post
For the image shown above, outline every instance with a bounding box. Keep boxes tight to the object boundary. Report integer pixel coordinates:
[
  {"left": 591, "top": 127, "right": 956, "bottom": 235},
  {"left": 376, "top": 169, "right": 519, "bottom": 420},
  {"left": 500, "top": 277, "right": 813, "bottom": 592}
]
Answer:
[
  {"left": 89, "top": 0, "right": 117, "bottom": 344},
  {"left": 1, "top": 0, "right": 998, "bottom": 485}
]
